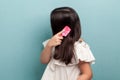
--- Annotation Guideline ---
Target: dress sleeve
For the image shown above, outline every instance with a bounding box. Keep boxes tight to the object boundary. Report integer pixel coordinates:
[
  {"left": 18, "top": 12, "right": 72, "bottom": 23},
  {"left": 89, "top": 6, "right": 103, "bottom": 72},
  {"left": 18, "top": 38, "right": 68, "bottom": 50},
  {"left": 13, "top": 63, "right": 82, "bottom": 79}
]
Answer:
[
  {"left": 42, "top": 39, "right": 49, "bottom": 47},
  {"left": 74, "top": 41, "right": 95, "bottom": 64}
]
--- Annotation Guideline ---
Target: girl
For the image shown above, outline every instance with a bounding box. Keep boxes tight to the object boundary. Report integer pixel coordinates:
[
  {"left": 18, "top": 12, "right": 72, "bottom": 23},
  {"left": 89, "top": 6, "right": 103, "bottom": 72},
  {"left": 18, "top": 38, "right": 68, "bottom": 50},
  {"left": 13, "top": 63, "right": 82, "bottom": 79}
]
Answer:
[{"left": 40, "top": 7, "right": 95, "bottom": 80}]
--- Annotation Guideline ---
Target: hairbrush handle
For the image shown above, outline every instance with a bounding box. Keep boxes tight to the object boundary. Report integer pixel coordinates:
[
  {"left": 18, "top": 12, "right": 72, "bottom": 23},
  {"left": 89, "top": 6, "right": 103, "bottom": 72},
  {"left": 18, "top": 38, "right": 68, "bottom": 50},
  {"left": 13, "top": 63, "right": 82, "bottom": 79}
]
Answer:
[{"left": 62, "top": 26, "right": 71, "bottom": 37}]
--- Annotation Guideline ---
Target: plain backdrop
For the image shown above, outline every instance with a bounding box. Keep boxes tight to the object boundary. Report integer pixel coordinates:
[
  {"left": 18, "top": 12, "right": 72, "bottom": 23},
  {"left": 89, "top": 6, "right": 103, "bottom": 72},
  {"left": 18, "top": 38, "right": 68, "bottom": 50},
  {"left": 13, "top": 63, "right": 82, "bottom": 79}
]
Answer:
[{"left": 0, "top": 0, "right": 120, "bottom": 80}]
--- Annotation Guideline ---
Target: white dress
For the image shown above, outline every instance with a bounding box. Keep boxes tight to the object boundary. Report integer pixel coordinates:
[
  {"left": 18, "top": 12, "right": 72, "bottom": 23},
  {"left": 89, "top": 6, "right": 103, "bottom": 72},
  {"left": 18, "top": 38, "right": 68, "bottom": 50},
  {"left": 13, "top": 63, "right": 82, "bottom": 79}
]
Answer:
[{"left": 41, "top": 39, "right": 95, "bottom": 80}]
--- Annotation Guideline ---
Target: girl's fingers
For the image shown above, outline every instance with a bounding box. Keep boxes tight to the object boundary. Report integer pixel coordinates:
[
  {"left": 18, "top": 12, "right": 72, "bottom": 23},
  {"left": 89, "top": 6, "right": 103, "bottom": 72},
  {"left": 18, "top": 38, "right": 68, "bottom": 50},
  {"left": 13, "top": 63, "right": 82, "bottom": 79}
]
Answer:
[
  {"left": 58, "top": 36, "right": 63, "bottom": 40},
  {"left": 54, "top": 39, "right": 62, "bottom": 46},
  {"left": 56, "top": 39, "right": 62, "bottom": 43},
  {"left": 49, "top": 30, "right": 64, "bottom": 47},
  {"left": 56, "top": 41, "right": 62, "bottom": 45},
  {"left": 56, "top": 31, "right": 64, "bottom": 39},
  {"left": 57, "top": 30, "right": 64, "bottom": 35},
  {"left": 56, "top": 30, "right": 64, "bottom": 37}
]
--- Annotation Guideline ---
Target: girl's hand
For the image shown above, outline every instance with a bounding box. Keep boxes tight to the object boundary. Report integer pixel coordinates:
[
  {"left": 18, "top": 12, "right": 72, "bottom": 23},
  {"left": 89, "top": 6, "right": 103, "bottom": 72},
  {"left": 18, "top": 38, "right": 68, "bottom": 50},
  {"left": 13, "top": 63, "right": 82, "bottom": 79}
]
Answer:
[{"left": 47, "top": 30, "right": 63, "bottom": 47}]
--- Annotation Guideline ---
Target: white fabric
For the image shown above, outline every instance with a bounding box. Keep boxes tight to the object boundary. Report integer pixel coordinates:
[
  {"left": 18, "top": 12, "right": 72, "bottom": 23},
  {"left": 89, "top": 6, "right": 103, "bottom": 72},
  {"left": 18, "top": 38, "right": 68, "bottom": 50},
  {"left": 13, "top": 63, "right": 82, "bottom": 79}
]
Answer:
[
  {"left": 74, "top": 41, "right": 95, "bottom": 64},
  {"left": 41, "top": 39, "right": 95, "bottom": 80}
]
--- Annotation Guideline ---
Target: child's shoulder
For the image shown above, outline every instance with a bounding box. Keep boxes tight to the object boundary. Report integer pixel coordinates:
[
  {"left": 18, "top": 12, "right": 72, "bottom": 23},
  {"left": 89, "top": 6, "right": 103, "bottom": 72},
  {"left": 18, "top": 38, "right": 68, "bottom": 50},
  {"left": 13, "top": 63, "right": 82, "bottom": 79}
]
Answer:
[
  {"left": 75, "top": 38, "right": 90, "bottom": 48},
  {"left": 77, "top": 38, "right": 85, "bottom": 44},
  {"left": 79, "top": 38, "right": 84, "bottom": 42}
]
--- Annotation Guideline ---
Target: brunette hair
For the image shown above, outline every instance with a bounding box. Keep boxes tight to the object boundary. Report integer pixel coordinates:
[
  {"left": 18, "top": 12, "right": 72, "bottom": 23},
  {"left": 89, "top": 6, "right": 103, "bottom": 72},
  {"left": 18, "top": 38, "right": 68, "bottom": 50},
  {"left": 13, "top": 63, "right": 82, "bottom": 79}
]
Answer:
[{"left": 50, "top": 7, "right": 81, "bottom": 65}]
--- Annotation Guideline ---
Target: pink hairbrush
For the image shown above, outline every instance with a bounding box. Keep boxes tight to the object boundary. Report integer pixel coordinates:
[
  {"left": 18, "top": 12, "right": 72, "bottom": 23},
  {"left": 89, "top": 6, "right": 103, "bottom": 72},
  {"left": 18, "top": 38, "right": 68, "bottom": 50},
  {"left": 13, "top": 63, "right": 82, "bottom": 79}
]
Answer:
[{"left": 62, "top": 26, "right": 71, "bottom": 37}]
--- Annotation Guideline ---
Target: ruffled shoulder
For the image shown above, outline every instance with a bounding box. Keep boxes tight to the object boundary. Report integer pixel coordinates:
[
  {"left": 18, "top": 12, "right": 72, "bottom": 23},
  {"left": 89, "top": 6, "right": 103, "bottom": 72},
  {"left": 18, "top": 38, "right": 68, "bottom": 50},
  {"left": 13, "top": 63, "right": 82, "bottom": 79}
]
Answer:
[
  {"left": 42, "top": 39, "right": 50, "bottom": 47},
  {"left": 74, "top": 40, "right": 95, "bottom": 64}
]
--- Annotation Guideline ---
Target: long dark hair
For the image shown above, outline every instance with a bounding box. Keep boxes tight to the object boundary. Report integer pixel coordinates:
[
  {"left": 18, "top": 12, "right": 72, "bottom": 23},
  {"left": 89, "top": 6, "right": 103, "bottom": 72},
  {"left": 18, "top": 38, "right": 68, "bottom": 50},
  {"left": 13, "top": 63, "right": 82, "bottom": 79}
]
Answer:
[{"left": 50, "top": 7, "right": 81, "bottom": 65}]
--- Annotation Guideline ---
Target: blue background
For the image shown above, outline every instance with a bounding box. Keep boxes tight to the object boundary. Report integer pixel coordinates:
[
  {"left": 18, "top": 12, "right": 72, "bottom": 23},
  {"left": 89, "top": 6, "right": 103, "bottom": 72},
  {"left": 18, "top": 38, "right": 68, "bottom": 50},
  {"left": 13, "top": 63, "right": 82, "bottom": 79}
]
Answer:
[{"left": 0, "top": 0, "right": 120, "bottom": 80}]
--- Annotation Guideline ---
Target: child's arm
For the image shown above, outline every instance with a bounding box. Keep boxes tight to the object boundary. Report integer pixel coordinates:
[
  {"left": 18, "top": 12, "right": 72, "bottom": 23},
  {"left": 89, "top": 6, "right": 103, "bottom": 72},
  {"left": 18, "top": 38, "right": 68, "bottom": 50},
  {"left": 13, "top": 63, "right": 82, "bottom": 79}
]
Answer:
[
  {"left": 40, "top": 31, "right": 63, "bottom": 64},
  {"left": 77, "top": 61, "right": 93, "bottom": 80},
  {"left": 40, "top": 43, "right": 53, "bottom": 64}
]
